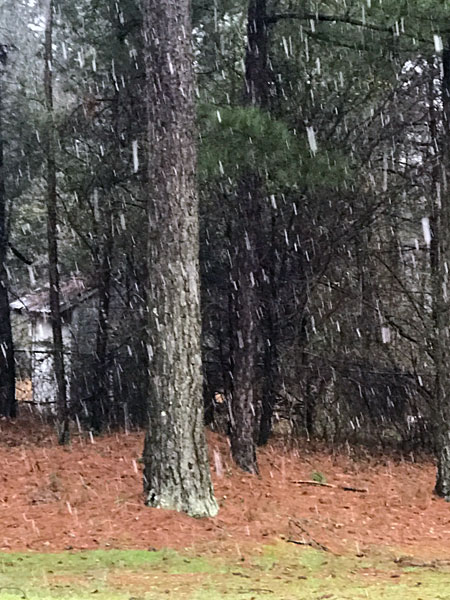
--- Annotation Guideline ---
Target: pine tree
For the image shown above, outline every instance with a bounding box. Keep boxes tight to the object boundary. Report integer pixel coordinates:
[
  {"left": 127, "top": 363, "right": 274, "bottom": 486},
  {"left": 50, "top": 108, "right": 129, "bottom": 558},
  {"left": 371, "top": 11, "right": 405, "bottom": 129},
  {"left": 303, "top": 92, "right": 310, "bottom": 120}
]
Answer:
[{"left": 142, "top": 0, "right": 218, "bottom": 517}]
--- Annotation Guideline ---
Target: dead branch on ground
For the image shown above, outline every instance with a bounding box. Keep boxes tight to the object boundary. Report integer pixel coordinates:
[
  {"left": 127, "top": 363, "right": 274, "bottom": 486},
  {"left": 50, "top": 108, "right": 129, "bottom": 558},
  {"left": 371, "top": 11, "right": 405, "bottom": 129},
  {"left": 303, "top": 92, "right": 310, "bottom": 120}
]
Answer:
[
  {"left": 288, "top": 518, "right": 332, "bottom": 553},
  {"left": 291, "top": 480, "right": 368, "bottom": 493}
]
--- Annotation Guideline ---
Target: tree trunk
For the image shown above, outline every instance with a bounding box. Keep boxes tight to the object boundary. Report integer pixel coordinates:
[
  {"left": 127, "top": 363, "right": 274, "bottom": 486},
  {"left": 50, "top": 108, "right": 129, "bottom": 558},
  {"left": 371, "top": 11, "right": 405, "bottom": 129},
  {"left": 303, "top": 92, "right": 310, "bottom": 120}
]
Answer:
[
  {"left": 244, "top": 0, "right": 270, "bottom": 109},
  {"left": 0, "top": 45, "right": 16, "bottom": 418},
  {"left": 258, "top": 210, "right": 280, "bottom": 446},
  {"left": 92, "top": 219, "right": 113, "bottom": 432},
  {"left": 430, "top": 44, "right": 450, "bottom": 499},
  {"left": 229, "top": 176, "right": 260, "bottom": 473},
  {"left": 258, "top": 337, "right": 278, "bottom": 446},
  {"left": 228, "top": 0, "right": 271, "bottom": 467},
  {"left": 142, "top": 0, "right": 218, "bottom": 518},
  {"left": 44, "top": 0, "right": 69, "bottom": 445},
  {"left": 423, "top": 48, "right": 450, "bottom": 498}
]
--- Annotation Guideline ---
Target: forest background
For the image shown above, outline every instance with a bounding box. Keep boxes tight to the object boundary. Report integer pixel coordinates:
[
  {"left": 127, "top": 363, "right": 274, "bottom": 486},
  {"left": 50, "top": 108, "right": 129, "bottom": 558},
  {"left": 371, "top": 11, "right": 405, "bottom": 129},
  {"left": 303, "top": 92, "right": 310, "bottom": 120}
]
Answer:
[{"left": 2, "top": 0, "right": 450, "bottom": 506}]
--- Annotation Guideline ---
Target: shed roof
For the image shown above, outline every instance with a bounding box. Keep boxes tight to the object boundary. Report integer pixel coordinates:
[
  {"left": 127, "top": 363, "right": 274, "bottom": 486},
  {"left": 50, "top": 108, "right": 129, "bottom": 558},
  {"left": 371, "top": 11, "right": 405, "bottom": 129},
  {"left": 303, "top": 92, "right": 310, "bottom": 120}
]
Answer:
[{"left": 11, "top": 278, "right": 96, "bottom": 316}]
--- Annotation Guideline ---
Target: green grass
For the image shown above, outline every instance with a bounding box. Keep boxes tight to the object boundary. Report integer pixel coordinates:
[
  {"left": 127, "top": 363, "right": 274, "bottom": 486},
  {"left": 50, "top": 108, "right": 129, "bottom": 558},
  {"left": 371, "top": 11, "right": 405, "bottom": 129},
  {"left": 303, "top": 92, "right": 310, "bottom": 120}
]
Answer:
[{"left": 1, "top": 544, "right": 450, "bottom": 599}]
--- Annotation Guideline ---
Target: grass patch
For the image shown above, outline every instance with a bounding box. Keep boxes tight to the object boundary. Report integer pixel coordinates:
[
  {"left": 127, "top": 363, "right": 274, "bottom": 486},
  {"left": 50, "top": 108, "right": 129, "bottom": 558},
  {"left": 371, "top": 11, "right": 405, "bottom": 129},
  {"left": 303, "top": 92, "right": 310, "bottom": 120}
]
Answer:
[{"left": 1, "top": 544, "right": 450, "bottom": 599}]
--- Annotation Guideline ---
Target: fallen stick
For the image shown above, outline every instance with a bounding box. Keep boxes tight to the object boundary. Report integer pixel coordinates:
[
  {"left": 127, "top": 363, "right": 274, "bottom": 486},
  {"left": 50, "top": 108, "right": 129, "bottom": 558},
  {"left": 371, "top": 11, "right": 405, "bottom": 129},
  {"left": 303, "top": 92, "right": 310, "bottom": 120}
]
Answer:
[
  {"left": 288, "top": 518, "right": 332, "bottom": 553},
  {"left": 291, "top": 480, "right": 368, "bottom": 493},
  {"left": 287, "top": 538, "right": 331, "bottom": 552},
  {"left": 0, "top": 587, "right": 27, "bottom": 599},
  {"left": 394, "top": 556, "right": 450, "bottom": 568}
]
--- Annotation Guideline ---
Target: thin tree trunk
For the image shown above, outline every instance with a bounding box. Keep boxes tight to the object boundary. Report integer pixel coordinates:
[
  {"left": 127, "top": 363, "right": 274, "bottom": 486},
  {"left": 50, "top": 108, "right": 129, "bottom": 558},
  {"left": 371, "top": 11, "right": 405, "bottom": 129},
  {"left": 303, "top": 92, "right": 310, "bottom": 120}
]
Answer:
[
  {"left": 228, "top": 0, "right": 271, "bottom": 469},
  {"left": 92, "top": 217, "right": 113, "bottom": 432},
  {"left": 244, "top": 0, "right": 270, "bottom": 109},
  {"left": 429, "top": 46, "right": 450, "bottom": 499},
  {"left": 258, "top": 321, "right": 278, "bottom": 446},
  {"left": 44, "top": 0, "right": 69, "bottom": 445},
  {"left": 258, "top": 209, "right": 279, "bottom": 446},
  {"left": 229, "top": 176, "right": 259, "bottom": 473},
  {"left": 142, "top": 0, "right": 218, "bottom": 517},
  {"left": 0, "top": 45, "right": 16, "bottom": 418}
]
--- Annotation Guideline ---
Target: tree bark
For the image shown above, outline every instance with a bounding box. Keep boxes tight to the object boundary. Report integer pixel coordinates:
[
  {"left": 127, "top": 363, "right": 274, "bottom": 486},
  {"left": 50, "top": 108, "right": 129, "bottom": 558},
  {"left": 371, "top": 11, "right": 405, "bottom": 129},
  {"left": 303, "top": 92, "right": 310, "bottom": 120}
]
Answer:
[
  {"left": 258, "top": 209, "right": 279, "bottom": 446},
  {"left": 229, "top": 176, "right": 260, "bottom": 473},
  {"left": 244, "top": 0, "right": 270, "bottom": 109},
  {"left": 142, "top": 0, "right": 218, "bottom": 517},
  {"left": 44, "top": 0, "right": 69, "bottom": 445},
  {"left": 0, "top": 45, "right": 16, "bottom": 418},
  {"left": 227, "top": 0, "right": 271, "bottom": 468},
  {"left": 92, "top": 217, "right": 113, "bottom": 432},
  {"left": 431, "top": 44, "right": 450, "bottom": 499}
]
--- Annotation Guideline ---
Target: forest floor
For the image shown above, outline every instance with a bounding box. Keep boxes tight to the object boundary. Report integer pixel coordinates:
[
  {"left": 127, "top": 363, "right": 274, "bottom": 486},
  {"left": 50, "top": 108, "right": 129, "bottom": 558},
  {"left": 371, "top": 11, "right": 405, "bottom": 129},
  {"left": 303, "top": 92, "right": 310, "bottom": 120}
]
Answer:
[{"left": 1, "top": 414, "right": 450, "bottom": 598}]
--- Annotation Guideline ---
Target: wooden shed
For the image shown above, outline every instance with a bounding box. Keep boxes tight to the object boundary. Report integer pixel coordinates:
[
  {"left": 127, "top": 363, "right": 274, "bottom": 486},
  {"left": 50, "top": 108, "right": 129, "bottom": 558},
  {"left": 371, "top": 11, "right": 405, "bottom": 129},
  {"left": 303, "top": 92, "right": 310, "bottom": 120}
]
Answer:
[{"left": 10, "top": 278, "right": 97, "bottom": 412}]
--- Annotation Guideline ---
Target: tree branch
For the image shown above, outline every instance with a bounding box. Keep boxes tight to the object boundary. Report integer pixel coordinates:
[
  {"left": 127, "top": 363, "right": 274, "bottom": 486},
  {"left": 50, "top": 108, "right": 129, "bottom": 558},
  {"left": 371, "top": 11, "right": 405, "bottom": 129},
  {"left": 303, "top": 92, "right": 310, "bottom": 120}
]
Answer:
[
  {"left": 291, "top": 480, "right": 368, "bottom": 493},
  {"left": 266, "top": 11, "right": 395, "bottom": 35},
  {"left": 8, "top": 243, "right": 33, "bottom": 265},
  {"left": 267, "top": 11, "right": 430, "bottom": 45}
]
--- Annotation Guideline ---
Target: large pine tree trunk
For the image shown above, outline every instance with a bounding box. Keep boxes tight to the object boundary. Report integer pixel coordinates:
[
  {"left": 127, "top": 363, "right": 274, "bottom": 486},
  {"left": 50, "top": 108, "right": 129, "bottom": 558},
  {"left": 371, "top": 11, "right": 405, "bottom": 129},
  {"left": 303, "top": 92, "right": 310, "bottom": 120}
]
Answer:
[
  {"left": 142, "top": 0, "right": 218, "bottom": 518},
  {"left": 0, "top": 46, "right": 16, "bottom": 418},
  {"left": 44, "top": 0, "right": 69, "bottom": 444}
]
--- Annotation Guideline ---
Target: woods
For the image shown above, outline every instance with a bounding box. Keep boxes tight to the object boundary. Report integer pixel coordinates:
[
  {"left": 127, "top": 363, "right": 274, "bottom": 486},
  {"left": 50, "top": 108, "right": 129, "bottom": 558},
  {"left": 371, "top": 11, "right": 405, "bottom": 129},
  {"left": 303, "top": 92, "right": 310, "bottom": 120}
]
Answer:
[{"left": 3, "top": 0, "right": 450, "bottom": 514}]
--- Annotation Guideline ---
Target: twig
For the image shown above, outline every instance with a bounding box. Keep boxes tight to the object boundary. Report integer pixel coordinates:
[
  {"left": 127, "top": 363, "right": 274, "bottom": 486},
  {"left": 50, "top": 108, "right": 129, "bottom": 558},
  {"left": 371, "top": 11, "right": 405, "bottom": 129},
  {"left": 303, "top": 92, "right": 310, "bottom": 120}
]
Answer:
[
  {"left": 0, "top": 587, "right": 27, "bottom": 598},
  {"left": 291, "top": 480, "right": 368, "bottom": 493},
  {"left": 287, "top": 538, "right": 309, "bottom": 546},
  {"left": 394, "top": 556, "right": 450, "bottom": 568},
  {"left": 287, "top": 538, "right": 331, "bottom": 552},
  {"left": 288, "top": 518, "right": 332, "bottom": 553},
  {"left": 8, "top": 243, "right": 33, "bottom": 265}
]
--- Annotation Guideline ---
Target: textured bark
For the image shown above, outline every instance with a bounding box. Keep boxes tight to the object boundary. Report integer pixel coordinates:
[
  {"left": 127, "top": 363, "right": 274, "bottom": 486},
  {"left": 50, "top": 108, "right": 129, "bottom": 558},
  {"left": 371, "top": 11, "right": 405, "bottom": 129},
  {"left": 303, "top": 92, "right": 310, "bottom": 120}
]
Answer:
[
  {"left": 429, "top": 48, "right": 450, "bottom": 499},
  {"left": 258, "top": 326, "right": 278, "bottom": 447},
  {"left": 142, "top": 0, "right": 218, "bottom": 517},
  {"left": 0, "top": 46, "right": 16, "bottom": 418},
  {"left": 228, "top": 0, "right": 271, "bottom": 470},
  {"left": 92, "top": 227, "right": 113, "bottom": 432},
  {"left": 44, "top": 0, "right": 69, "bottom": 445},
  {"left": 244, "top": 0, "right": 270, "bottom": 108},
  {"left": 228, "top": 177, "right": 259, "bottom": 474},
  {"left": 258, "top": 210, "right": 279, "bottom": 446},
  {"left": 435, "top": 423, "right": 450, "bottom": 499}
]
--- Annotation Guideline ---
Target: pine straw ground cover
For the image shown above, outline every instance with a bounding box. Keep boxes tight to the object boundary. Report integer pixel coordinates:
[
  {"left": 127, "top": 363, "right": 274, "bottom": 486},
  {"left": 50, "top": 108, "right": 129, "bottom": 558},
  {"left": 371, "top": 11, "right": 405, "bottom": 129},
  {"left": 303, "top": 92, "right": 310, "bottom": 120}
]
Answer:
[{"left": 1, "top": 415, "right": 450, "bottom": 598}]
